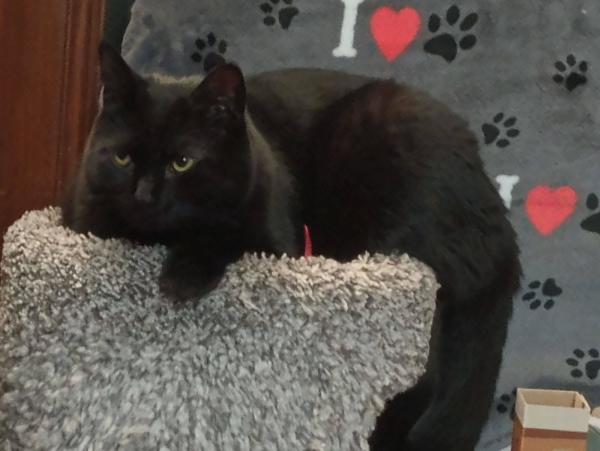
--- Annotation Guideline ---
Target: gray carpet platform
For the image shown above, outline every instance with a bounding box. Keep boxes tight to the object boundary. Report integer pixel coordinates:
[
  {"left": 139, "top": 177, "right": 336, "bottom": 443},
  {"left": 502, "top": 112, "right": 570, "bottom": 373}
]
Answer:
[{"left": 0, "top": 208, "right": 436, "bottom": 450}]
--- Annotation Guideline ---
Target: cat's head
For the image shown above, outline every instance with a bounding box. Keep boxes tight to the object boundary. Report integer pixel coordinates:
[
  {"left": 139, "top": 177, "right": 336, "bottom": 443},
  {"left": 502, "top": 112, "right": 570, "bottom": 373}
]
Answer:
[{"left": 81, "top": 42, "right": 252, "bottom": 236}]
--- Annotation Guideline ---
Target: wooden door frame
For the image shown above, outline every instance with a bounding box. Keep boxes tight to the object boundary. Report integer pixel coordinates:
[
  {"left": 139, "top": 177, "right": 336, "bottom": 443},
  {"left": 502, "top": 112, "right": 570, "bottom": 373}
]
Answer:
[
  {"left": 0, "top": 0, "right": 106, "bottom": 249},
  {"left": 56, "top": 1, "right": 107, "bottom": 196}
]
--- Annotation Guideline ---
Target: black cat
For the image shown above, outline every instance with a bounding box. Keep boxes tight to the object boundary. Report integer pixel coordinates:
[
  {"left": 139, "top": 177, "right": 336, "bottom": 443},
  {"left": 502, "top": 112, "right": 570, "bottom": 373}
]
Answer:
[{"left": 63, "top": 43, "right": 521, "bottom": 451}]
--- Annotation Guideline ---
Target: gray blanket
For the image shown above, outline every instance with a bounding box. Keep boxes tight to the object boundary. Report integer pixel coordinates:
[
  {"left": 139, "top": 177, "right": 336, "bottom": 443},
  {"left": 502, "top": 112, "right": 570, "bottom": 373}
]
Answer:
[
  {"left": 120, "top": 0, "right": 600, "bottom": 448},
  {"left": 0, "top": 208, "right": 436, "bottom": 450}
]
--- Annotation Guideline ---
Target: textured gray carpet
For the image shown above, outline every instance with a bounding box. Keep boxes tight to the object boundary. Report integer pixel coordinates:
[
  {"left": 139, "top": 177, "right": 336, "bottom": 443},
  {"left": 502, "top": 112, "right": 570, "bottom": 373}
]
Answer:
[{"left": 0, "top": 208, "right": 437, "bottom": 450}]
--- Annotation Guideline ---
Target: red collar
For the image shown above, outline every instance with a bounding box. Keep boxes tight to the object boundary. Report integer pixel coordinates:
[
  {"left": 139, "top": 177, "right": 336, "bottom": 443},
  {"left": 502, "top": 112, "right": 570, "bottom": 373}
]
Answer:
[{"left": 303, "top": 225, "right": 313, "bottom": 257}]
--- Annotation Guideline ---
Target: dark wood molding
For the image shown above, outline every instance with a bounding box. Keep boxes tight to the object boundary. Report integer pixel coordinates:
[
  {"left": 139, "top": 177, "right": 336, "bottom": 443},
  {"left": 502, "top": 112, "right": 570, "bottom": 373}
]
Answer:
[
  {"left": 0, "top": 0, "right": 106, "bottom": 248},
  {"left": 55, "top": 0, "right": 107, "bottom": 196}
]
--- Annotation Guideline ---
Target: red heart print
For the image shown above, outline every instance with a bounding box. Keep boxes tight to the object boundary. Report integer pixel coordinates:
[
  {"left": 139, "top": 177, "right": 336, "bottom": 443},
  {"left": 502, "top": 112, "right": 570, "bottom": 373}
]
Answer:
[
  {"left": 526, "top": 186, "right": 578, "bottom": 236},
  {"left": 370, "top": 7, "right": 421, "bottom": 61}
]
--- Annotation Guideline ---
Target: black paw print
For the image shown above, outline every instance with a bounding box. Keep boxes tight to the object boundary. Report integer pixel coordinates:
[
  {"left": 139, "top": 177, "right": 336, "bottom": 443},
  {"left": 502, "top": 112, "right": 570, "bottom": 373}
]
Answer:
[
  {"left": 521, "top": 278, "right": 562, "bottom": 310},
  {"left": 191, "top": 32, "right": 227, "bottom": 73},
  {"left": 424, "top": 5, "right": 478, "bottom": 62},
  {"left": 566, "top": 348, "right": 600, "bottom": 380},
  {"left": 553, "top": 55, "right": 588, "bottom": 92},
  {"left": 496, "top": 388, "right": 516, "bottom": 420},
  {"left": 581, "top": 193, "right": 600, "bottom": 235},
  {"left": 482, "top": 113, "right": 520, "bottom": 148},
  {"left": 260, "top": 0, "right": 299, "bottom": 30}
]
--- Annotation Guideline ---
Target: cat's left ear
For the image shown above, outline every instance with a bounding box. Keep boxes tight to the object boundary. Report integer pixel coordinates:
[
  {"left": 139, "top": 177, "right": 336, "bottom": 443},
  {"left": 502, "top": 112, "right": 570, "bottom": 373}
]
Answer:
[
  {"left": 192, "top": 63, "right": 246, "bottom": 113},
  {"left": 98, "top": 41, "right": 142, "bottom": 110}
]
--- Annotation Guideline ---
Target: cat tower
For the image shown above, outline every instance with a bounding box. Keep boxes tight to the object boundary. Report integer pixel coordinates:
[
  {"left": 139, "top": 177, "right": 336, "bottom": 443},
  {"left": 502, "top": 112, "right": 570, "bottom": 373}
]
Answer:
[{"left": 0, "top": 208, "right": 436, "bottom": 450}]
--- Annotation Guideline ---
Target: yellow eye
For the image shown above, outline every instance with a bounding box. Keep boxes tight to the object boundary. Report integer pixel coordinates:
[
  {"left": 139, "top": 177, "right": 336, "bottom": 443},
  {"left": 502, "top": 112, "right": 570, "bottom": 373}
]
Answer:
[
  {"left": 171, "top": 156, "right": 196, "bottom": 173},
  {"left": 113, "top": 153, "right": 131, "bottom": 167}
]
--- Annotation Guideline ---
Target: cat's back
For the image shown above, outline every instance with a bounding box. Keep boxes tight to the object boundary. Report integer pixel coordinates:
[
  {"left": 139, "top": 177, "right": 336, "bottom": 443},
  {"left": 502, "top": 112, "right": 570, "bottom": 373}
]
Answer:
[
  {"left": 246, "top": 69, "right": 473, "bottom": 151},
  {"left": 246, "top": 68, "right": 373, "bottom": 132},
  {"left": 304, "top": 75, "right": 510, "bottom": 263},
  {"left": 247, "top": 68, "right": 483, "bottom": 176}
]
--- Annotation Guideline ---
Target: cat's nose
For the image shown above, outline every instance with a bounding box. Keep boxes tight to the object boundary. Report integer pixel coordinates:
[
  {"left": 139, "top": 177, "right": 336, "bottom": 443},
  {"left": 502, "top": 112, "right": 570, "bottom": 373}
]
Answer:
[{"left": 134, "top": 177, "right": 154, "bottom": 203}]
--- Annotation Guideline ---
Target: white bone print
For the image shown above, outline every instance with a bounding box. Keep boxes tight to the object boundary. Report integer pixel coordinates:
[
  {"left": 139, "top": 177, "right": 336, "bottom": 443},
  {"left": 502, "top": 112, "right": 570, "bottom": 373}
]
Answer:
[
  {"left": 333, "top": 0, "right": 365, "bottom": 58},
  {"left": 496, "top": 175, "right": 520, "bottom": 209}
]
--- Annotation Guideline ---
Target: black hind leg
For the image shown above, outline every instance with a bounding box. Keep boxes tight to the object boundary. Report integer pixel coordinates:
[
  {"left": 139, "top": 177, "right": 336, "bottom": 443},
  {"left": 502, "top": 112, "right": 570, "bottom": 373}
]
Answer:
[
  {"left": 370, "top": 295, "right": 512, "bottom": 451},
  {"left": 369, "top": 377, "right": 432, "bottom": 451},
  {"left": 410, "top": 298, "right": 511, "bottom": 451}
]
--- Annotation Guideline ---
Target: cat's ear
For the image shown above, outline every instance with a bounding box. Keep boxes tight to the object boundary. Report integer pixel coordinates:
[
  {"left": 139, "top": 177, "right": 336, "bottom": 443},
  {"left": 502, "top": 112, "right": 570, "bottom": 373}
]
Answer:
[
  {"left": 191, "top": 63, "right": 246, "bottom": 113},
  {"left": 98, "top": 41, "right": 140, "bottom": 109}
]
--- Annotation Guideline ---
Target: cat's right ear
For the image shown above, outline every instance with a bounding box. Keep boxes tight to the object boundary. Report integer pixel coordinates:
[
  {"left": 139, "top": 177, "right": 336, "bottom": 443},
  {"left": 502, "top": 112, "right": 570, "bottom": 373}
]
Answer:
[
  {"left": 98, "top": 41, "right": 139, "bottom": 109},
  {"left": 191, "top": 63, "right": 246, "bottom": 114}
]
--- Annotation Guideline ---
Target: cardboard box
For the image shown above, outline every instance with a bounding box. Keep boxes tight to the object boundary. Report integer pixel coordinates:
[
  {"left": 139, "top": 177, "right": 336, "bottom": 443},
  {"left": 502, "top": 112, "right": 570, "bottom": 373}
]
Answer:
[
  {"left": 589, "top": 407, "right": 600, "bottom": 451},
  {"left": 511, "top": 388, "right": 590, "bottom": 451}
]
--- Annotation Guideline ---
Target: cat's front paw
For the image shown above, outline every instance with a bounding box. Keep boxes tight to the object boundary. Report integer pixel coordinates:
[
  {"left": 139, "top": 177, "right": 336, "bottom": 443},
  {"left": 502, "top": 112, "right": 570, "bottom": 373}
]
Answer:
[
  {"left": 159, "top": 269, "right": 223, "bottom": 304},
  {"left": 160, "top": 246, "right": 231, "bottom": 303}
]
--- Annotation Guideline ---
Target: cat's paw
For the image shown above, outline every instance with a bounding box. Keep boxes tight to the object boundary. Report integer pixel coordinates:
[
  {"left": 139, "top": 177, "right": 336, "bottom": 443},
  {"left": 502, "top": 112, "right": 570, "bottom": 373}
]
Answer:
[
  {"left": 159, "top": 275, "right": 221, "bottom": 304},
  {"left": 159, "top": 247, "right": 228, "bottom": 303},
  {"left": 159, "top": 271, "right": 222, "bottom": 303}
]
